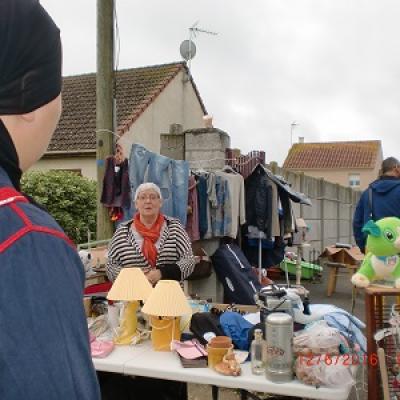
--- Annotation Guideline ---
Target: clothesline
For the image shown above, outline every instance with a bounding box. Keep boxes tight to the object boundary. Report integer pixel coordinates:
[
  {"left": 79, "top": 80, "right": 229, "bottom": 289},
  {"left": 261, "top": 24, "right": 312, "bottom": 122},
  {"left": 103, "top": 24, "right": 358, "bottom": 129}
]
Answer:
[{"left": 188, "top": 157, "right": 263, "bottom": 167}]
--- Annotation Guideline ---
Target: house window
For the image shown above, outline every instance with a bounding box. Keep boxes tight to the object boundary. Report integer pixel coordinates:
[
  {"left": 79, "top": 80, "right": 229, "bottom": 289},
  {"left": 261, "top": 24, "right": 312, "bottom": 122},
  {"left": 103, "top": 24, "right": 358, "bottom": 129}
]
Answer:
[{"left": 349, "top": 173, "right": 360, "bottom": 188}]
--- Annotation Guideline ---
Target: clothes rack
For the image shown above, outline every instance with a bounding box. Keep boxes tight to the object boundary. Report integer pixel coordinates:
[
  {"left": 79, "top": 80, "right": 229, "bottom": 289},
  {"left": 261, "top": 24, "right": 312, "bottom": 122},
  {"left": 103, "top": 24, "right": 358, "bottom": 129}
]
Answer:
[{"left": 258, "top": 231, "right": 263, "bottom": 282}]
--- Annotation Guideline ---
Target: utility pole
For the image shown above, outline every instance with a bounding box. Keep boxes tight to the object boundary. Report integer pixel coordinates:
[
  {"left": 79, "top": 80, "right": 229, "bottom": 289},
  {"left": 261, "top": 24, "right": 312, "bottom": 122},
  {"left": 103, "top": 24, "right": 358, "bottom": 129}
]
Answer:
[{"left": 96, "top": 0, "right": 114, "bottom": 240}]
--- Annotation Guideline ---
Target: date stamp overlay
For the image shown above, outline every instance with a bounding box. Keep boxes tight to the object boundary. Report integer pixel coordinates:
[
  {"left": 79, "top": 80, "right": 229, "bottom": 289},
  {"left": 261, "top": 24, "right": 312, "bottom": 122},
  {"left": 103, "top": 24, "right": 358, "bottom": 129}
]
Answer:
[{"left": 298, "top": 353, "right": 378, "bottom": 367}]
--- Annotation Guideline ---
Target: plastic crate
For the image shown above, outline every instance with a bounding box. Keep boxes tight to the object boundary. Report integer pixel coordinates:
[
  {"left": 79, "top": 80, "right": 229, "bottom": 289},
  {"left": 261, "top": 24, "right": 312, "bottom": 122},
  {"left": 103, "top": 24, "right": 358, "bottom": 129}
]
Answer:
[{"left": 279, "top": 259, "right": 323, "bottom": 279}]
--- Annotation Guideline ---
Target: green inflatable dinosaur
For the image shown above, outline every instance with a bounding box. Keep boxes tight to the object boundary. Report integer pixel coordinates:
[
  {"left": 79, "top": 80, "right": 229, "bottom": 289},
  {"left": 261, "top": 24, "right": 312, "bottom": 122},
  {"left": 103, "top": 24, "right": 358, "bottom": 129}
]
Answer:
[{"left": 351, "top": 217, "right": 400, "bottom": 288}]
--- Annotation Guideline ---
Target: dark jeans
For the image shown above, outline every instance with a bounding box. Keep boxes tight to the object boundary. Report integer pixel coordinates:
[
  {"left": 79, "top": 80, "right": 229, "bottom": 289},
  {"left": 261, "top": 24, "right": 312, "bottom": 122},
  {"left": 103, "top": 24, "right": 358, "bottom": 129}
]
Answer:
[
  {"left": 196, "top": 175, "right": 208, "bottom": 238},
  {"left": 98, "top": 371, "right": 187, "bottom": 400}
]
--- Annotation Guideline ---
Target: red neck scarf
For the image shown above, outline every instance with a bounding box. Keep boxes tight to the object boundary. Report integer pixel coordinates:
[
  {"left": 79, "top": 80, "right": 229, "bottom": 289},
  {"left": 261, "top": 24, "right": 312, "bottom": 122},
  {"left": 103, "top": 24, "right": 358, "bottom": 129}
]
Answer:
[{"left": 134, "top": 213, "right": 165, "bottom": 267}]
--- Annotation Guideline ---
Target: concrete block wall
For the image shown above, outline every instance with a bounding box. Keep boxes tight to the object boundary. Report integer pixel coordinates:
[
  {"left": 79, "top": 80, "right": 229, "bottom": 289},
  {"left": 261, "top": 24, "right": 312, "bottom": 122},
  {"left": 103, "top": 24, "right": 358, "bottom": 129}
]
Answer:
[
  {"left": 184, "top": 128, "right": 231, "bottom": 170},
  {"left": 268, "top": 163, "right": 361, "bottom": 258},
  {"left": 160, "top": 123, "right": 185, "bottom": 160},
  {"left": 160, "top": 134, "right": 185, "bottom": 160},
  {"left": 185, "top": 271, "right": 224, "bottom": 303}
]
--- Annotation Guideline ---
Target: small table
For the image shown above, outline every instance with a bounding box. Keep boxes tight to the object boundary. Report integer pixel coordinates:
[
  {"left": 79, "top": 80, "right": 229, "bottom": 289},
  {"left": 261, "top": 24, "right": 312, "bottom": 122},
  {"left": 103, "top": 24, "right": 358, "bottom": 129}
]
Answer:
[
  {"left": 325, "top": 261, "right": 359, "bottom": 297},
  {"left": 93, "top": 344, "right": 148, "bottom": 374}
]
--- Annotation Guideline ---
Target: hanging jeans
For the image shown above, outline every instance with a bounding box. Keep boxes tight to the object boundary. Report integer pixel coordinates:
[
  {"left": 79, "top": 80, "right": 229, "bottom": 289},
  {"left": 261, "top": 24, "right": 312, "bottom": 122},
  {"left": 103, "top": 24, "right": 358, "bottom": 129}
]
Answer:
[
  {"left": 147, "top": 153, "right": 174, "bottom": 218},
  {"left": 210, "top": 176, "right": 231, "bottom": 237},
  {"left": 129, "top": 144, "right": 152, "bottom": 193},
  {"left": 129, "top": 143, "right": 189, "bottom": 226}
]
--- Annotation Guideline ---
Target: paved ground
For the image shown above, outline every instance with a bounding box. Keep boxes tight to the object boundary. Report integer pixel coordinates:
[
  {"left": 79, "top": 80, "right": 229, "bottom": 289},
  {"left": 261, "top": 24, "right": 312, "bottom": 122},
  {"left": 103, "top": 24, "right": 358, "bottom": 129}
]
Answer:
[{"left": 188, "top": 265, "right": 367, "bottom": 400}]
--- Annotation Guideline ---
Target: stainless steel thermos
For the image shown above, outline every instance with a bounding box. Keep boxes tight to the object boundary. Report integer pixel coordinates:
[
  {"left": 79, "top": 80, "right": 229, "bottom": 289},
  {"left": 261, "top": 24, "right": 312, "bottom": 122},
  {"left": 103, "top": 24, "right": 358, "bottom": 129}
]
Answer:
[{"left": 265, "top": 312, "right": 294, "bottom": 383}]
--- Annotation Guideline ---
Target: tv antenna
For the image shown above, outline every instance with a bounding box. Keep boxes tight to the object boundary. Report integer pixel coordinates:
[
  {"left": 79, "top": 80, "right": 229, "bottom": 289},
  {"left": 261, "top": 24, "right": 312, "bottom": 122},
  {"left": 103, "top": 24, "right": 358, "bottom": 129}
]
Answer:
[{"left": 180, "top": 21, "right": 218, "bottom": 77}]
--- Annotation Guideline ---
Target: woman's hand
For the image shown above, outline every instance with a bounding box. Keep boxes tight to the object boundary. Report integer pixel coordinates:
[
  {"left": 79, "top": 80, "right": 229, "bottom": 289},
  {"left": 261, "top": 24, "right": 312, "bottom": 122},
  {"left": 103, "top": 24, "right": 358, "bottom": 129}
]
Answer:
[{"left": 145, "top": 269, "right": 162, "bottom": 286}]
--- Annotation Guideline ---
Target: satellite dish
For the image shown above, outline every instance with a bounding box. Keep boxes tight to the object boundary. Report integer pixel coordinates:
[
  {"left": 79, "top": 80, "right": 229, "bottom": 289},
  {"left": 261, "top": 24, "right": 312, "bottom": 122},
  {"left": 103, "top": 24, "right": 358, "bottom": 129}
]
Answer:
[{"left": 180, "top": 39, "right": 196, "bottom": 61}]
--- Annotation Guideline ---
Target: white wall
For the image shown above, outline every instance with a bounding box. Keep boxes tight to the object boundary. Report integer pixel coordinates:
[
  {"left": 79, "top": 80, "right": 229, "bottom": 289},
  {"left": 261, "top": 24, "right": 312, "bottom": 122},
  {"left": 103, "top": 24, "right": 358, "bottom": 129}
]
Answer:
[
  {"left": 296, "top": 167, "right": 380, "bottom": 190},
  {"left": 118, "top": 70, "right": 205, "bottom": 156},
  {"left": 31, "top": 156, "right": 96, "bottom": 180}
]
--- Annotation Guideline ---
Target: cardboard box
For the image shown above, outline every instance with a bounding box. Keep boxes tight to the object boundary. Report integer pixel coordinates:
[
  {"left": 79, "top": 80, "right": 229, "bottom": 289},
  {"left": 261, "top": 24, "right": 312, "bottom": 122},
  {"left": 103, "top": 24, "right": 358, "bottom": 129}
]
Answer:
[
  {"left": 292, "top": 218, "right": 308, "bottom": 246},
  {"left": 320, "top": 245, "right": 364, "bottom": 265},
  {"left": 89, "top": 246, "right": 108, "bottom": 268}
]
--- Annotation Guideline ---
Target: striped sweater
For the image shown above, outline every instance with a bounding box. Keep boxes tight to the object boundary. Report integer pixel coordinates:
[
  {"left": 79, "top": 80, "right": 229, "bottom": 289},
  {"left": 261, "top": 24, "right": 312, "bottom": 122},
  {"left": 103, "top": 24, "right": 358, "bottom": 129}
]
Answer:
[{"left": 106, "top": 216, "right": 195, "bottom": 282}]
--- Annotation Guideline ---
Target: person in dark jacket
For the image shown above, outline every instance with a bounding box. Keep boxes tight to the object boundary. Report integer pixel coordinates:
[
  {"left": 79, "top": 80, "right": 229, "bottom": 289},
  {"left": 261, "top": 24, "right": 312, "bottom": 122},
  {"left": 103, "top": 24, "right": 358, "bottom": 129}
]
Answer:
[
  {"left": 0, "top": 1, "right": 100, "bottom": 399},
  {"left": 353, "top": 157, "right": 400, "bottom": 253}
]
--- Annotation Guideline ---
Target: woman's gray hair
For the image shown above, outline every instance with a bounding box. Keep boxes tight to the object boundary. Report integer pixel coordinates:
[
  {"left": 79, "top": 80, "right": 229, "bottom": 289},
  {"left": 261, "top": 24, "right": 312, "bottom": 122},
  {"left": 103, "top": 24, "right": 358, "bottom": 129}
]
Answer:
[{"left": 134, "top": 183, "right": 162, "bottom": 201}]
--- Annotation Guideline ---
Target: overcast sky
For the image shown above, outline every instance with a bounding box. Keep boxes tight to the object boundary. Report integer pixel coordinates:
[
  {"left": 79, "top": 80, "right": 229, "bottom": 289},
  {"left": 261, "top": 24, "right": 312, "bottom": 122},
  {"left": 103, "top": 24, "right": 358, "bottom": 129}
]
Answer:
[{"left": 41, "top": 0, "right": 400, "bottom": 165}]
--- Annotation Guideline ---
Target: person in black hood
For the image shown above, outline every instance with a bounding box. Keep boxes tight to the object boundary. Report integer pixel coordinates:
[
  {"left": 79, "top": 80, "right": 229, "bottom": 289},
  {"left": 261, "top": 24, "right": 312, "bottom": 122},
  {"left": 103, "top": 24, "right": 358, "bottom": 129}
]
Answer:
[
  {"left": 353, "top": 157, "right": 400, "bottom": 253},
  {"left": 0, "top": 1, "right": 100, "bottom": 399},
  {"left": 0, "top": 0, "right": 63, "bottom": 189}
]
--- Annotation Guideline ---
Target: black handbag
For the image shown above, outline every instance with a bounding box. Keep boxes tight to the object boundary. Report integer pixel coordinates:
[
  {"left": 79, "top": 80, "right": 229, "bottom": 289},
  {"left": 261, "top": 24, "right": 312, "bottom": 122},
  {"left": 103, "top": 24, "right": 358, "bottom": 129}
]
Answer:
[
  {"left": 186, "top": 248, "right": 213, "bottom": 281},
  {"left": 186, "top": 259, "right": 213, "bottom": 280}
]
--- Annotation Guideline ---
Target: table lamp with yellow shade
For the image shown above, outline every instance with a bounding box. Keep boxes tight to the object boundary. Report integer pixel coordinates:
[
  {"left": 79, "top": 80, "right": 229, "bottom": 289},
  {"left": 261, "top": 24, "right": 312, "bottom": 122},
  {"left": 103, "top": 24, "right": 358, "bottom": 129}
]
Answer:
[
  {"left": 141, "top": 280, "right": 191, "bottom": 351},
  {"left": 107, "top": 267, "right": 152, "bottom": 345}
]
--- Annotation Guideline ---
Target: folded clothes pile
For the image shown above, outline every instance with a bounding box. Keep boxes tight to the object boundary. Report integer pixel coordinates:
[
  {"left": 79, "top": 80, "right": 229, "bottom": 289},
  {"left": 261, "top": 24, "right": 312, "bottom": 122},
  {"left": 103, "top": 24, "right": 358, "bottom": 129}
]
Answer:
[{"left": 170, "top": 339, "right": 208, "bottom": 368}]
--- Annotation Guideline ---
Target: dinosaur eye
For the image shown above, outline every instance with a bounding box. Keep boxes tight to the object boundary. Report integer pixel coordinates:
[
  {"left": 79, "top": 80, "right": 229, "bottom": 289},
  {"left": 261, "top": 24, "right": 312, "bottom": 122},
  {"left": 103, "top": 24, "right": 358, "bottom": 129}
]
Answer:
[{"left": 384, "top": 230, "right": 395, "bottom": 241}]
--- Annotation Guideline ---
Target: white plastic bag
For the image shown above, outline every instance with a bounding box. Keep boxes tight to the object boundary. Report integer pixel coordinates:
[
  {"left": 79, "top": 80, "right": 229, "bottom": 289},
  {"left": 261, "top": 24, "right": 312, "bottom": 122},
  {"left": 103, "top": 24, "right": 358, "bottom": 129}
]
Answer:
[
  {"left": 295, "top": 354, "right": 354, "bottom": 387},
  {"left": 294, "top": 321, "right": 342, "bottom": 355}
]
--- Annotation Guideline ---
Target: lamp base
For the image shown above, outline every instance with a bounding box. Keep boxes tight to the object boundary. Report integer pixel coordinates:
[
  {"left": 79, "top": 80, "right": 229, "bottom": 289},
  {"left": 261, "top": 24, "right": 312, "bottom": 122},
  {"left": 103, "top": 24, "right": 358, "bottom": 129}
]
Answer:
[
  {"left": 114, "top": 301, "right": 138, "bottom": 345},
  {"left": 150, "top": 316, "right": 181, "bottom": 351}
]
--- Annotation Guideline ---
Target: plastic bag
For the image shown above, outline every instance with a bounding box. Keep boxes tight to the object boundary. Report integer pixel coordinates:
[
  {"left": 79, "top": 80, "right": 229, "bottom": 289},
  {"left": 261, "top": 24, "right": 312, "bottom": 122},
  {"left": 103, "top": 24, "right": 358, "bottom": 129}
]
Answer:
[
  {"left": 293, "top": 320, "right": 342, "bottom": 355},
  {"left": 295, "top": 354, "right": 354, "bottom": 387},
  {"left": 295, "top": 356, "right": 323, "bottom": 386},
  {"left": 88, "top": 314, "right": 109, "bottom": 337}
]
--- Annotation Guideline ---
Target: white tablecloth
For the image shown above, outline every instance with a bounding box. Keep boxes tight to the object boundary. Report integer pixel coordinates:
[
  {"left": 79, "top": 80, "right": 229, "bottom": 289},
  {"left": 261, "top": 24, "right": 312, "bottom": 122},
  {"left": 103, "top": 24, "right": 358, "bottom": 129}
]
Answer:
[{"left": 93, "top": 342, "right": 353, "bottom": 400}]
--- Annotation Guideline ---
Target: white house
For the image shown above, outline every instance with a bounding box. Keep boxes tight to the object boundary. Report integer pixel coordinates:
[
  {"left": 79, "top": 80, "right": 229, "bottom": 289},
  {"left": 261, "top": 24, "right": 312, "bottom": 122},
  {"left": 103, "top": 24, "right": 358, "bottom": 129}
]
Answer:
[{"left": 32, "top": 62, "right": 207, "bottom": 179}]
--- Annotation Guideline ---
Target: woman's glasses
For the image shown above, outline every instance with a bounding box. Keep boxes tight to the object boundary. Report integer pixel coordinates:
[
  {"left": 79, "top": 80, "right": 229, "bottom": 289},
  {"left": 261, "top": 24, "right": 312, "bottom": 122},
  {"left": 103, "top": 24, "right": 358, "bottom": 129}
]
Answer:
[{"left": 137, "top": 194, "right": 160, "bottom": 201}]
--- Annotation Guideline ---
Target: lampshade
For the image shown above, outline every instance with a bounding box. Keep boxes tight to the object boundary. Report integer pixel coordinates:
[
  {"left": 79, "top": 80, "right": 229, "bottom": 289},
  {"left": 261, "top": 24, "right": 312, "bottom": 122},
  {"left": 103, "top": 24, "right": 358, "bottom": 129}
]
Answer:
[
  {"left": 142, "top": 280, "right": 191, "bottom": 317},
  {"left": 107, "top": 267, "right": 152, "bottom": 301}
]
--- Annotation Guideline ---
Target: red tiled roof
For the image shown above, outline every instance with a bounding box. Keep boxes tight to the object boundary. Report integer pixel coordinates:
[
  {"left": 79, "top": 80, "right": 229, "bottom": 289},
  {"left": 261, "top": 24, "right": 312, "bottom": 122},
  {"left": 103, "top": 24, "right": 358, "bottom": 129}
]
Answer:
[
  {"left": 48, "top": 62, "right": 206, "bottom": 152},
  {"left": 283, "top": 140, "right": 382, "bottom": 169}
]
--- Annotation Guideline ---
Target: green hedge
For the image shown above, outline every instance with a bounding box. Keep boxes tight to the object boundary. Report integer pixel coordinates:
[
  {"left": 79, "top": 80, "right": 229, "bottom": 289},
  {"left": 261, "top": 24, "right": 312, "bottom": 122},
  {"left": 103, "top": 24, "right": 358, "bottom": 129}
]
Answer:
[{"left": 21, "top": 170, "right": 97, "bottom": 244}]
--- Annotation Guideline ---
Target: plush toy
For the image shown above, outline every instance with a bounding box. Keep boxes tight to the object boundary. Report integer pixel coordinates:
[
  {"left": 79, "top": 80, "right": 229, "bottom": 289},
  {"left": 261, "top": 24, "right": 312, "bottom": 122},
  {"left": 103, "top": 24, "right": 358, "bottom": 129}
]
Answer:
[{"left": 351, "top": 217, "right": 400, "bottom": 288}]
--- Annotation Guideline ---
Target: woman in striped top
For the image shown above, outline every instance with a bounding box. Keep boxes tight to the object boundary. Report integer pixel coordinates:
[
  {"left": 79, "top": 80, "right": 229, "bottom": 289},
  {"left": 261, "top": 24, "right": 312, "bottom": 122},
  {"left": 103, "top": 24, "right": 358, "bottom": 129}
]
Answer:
[{"left": 106, "top": 182, "right": 195, "bottom": 285}]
